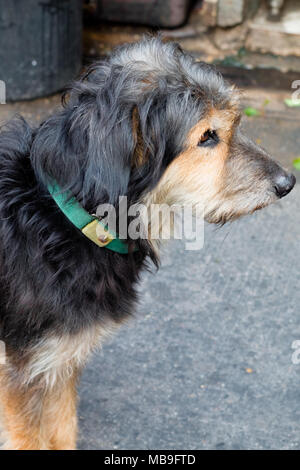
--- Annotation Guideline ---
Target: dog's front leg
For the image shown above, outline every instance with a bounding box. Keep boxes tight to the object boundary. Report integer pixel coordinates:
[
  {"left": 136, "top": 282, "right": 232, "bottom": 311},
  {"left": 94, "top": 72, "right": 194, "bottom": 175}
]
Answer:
[
  {"left": 46, "top": 371, "right": 79, "bottom": 450},
  {"left": 0, "top": 364, "right": 79, "bottom": 450}
]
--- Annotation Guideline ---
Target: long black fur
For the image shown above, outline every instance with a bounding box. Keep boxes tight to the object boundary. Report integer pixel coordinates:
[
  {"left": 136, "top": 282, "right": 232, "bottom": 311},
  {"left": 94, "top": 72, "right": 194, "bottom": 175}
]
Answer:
[{"left": 0, "top": 38, "right": 233, "bottom": 352}]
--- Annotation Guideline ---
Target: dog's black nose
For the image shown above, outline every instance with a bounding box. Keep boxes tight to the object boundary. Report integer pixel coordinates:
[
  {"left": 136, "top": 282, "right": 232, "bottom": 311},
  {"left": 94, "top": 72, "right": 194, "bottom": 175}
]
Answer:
[{"left": 274, "top": 172, "right": 296, "bottom": 198}]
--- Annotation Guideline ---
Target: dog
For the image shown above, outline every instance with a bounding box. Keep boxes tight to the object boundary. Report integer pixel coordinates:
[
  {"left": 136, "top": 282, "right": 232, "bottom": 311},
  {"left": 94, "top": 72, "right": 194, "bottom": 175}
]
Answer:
[{"left": 0, "top": 37, "right": 295, "bottom": 450}]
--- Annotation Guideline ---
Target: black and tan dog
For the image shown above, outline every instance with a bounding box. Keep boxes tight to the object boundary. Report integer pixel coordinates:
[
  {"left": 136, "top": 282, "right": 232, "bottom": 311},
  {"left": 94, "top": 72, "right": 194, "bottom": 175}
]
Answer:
[{"left": 0, "top": 38, "right": 295, "bottom": 449}]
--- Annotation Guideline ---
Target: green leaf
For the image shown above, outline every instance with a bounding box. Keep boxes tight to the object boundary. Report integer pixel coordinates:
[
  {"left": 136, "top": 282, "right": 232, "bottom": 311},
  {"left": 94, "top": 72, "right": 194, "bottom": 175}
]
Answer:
[
  {"left": 293, "top": 158, "right": 300, "bottom": 171},
  {"left": 243, "top": 107, "right": 260, "bottom": 117},
  {"left": 284, "top": 98, "right": 300, "bottom": 107}
]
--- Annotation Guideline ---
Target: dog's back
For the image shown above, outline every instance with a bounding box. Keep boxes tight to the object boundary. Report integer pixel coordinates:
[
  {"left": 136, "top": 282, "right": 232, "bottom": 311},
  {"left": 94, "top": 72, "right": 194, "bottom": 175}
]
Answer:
[
  {"left": 0, "top": 117, "right": 35, "bottom": 300},
  {"left": 0, "top": 118, "right": 34, "bottom": 168}
]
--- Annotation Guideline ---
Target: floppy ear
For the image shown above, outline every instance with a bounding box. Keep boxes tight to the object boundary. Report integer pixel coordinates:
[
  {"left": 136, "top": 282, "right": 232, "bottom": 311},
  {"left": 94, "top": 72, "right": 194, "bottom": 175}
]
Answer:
[
  {"left": 128, "top": 92, "right": 169, "bottom": 202},
  {"left": 31, "top": 64, "right": 138, "bottom": 209},
  {"left": 31, "top": 63, "right": 170, "bottom": 210},
  {"left": 81, "top": 79, "right": 136, "bottom": 207}
]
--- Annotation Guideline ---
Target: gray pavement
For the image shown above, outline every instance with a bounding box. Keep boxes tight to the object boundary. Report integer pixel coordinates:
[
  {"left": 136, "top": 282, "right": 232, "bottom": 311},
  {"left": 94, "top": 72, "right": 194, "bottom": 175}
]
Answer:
[{"left": 1, "top": 89, "right": 299, "bottom": 450}]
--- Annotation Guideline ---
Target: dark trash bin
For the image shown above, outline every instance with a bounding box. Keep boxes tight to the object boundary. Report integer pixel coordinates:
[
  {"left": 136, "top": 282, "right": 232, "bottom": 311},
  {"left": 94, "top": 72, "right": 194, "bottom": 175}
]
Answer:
[
  {"left": 97, "top": 0, "right": 193, "bottom": 28},
  {"left": 0, "top": 0, "right": 82, "bottom": 102}
]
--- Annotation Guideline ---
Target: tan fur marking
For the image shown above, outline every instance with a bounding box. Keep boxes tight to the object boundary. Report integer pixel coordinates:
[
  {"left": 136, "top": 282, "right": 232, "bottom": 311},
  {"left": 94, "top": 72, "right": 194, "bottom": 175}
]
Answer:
[
  {"left": 0, "top": 367, "right": 78, "bottom": 450},
  {"left": 132, "top": 107, "right": 145, "bottom": 167},
  {"left": 187, "top": 108, "right": 237, "bottom": 148},
  {"left": 146, "top": 108, "right": 235, "bottom": 209},
  {"left": 47, "top": 372, "right": 78, "bottom": 450},
  {"left": 140, "top": 107, "right": 242, "bottom": 247},
  {"left": 0, "top": 323, "right": 119, "bottom": 450},
  {"left": 23, "top": 323, "right": 117, "bottom": 389}
]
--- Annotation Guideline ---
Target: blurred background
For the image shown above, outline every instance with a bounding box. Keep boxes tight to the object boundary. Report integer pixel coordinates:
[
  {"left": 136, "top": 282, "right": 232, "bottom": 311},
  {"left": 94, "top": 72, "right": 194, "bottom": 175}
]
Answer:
[
  {"left": 0, "top": 0, "right": 300, "bottom": 450},
  {"left": 1, "top": 0, "right": 300, "bottom": 171},
  {"left": 1, "top": 0, "right": 300, "bottom": 101}
]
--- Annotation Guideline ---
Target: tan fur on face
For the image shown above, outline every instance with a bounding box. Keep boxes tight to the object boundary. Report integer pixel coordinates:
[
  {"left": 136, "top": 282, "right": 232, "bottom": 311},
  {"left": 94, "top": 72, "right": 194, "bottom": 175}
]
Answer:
[
  {"left": 138, "top": 108, "right": 239, "bottom": 252},
  {"left": 142, "top": 100, "right": 280, "bottom": 232},
  {"left": 144, "top": 108, "right": 237, "bottom": 218}
]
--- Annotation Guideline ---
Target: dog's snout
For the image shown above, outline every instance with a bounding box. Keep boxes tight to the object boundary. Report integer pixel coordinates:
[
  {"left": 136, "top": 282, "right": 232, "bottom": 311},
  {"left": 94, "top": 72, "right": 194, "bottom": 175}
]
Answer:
[{"left": 273, "top": 172, "right": 296, "bottom": 198}]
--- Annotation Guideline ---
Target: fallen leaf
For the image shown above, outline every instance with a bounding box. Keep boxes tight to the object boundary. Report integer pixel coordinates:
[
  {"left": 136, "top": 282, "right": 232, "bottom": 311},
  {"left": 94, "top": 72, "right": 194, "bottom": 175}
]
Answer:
[
  {"left": 244, "top": 107, "right": 260, "bottom": 117},
  {"left": 293, "top": 158, "right": 300, "bottom": 171},
  {"left": 284, "top": 98, "right": 300, "bottom": 107}
]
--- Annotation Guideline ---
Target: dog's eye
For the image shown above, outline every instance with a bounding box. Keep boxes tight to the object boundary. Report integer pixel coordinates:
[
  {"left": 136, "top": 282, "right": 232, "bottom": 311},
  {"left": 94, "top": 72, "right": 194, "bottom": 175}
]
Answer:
[{"left": 198, "top": 130, "right": 219, "bottom": 147}]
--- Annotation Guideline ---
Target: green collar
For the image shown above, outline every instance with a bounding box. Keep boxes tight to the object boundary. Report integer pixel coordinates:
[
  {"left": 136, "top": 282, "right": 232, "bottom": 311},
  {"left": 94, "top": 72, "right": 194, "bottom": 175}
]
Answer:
[{"left": 47, "top": 182, "right": 131, "bottom": 254}]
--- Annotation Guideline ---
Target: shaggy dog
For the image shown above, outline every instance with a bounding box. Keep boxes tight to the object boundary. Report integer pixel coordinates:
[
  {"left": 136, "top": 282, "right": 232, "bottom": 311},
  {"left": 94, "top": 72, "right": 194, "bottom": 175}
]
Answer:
[{"left": 0, "top": 38, "right": 295, "bottom": 449}]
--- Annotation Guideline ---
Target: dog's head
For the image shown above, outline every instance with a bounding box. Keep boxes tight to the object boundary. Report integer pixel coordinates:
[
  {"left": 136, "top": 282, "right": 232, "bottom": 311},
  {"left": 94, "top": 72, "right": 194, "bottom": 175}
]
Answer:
[{"left": 33, "top": 37, "right": 295, "bottom": 227}]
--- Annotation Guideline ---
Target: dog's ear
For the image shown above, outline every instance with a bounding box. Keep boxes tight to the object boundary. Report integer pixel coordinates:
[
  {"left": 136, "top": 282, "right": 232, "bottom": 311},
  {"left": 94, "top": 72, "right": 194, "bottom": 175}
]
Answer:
[
  {"left": 128, "top": 92, "right": 169, "bottom": 201},
  {"left": 31, "top": 64, "right": 170, "bottom": 210},
  {"left": 32, "top": 65, "right": 137, "bottom": 209},
  {"left": 80, "top": 78, "right": 136, "bottom": 207},
  {"left": 132, "top": 107, "right": 145, "bottom": 169}
]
